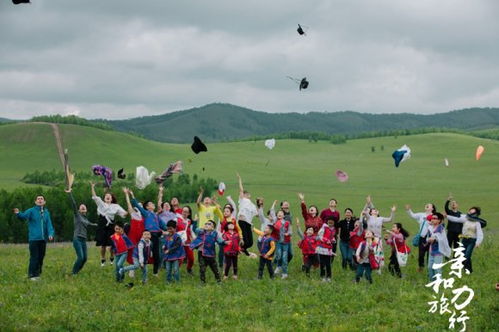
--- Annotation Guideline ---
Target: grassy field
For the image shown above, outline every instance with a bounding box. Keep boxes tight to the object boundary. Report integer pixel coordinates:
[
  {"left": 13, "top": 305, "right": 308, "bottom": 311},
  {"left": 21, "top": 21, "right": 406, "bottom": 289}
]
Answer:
[{"left": 0, "top": 122, "right": 498, "bottom": 331}]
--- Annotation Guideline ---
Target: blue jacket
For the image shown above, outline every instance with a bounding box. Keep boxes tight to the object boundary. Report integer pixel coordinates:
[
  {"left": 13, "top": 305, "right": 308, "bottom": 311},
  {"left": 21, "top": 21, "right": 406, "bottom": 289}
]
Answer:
[
  {"left": 16, "top": 206, "right": 55, "bottom": 241},
  {"left": 162, "top": 233, "right": 185, "bottom": 261},
  {"left": 190, "top": 229, "right": 224, "bottom": 257},
  {"left": 131, "top": 198, "right": 162, "bottom": 232}
]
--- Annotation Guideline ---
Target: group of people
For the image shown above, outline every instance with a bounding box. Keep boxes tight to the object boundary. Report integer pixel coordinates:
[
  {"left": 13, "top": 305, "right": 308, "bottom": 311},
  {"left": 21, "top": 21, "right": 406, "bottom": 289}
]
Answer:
[{"left": 14, "top": 173, "right": 486, "bottom": 285}]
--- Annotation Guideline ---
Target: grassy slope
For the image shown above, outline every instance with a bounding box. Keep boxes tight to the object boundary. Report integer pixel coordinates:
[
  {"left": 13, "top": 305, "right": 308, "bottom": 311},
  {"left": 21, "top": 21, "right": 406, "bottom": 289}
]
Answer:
[{"left": 0, "top": 123, "right": 498, "bottom": 331}]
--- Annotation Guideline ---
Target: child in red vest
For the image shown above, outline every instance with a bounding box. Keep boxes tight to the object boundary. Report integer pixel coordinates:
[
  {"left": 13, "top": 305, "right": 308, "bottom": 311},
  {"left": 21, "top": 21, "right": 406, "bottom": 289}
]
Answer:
[
  {"left": 177, "top": 206, "right": 196, "bottom": 275},
  {"left": 253, "top": 225, "right": 276, "bottom": 279},
  {"left": 349, "top": 220, "right": 365, "bottom": 267},
  {"left": 295, "top": 218, "right": 318, "bottom": 277},
  {"left": 111, "top": 224, "right": 135, "bottom": 282},
  {"left": 316, "top": 216, "right": 336, "bottom": 282},
  {"left": 222, "top": 221, "right": 241, "bottom": 280}
]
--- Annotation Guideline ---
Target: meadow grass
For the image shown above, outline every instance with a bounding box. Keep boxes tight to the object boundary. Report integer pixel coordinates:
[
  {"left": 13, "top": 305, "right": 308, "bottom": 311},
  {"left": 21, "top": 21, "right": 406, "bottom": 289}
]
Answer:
[{"left": 0, "top": 123, "right": 498, "bottom": 331}]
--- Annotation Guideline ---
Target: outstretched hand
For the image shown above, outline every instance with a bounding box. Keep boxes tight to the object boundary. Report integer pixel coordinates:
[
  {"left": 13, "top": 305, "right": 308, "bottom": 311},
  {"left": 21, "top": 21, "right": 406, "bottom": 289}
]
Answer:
[
  {"left": 405, "top": 204, "right": 411, "bottom": 211},
  {"left": 391, "top": 205, "right": 397, "bottom": 212},
  {"left": 298, "top": 193, "right": 305, "bottom": 201},
  {"left": 13, "top": 208, "right": 19, "bottom": 214}
]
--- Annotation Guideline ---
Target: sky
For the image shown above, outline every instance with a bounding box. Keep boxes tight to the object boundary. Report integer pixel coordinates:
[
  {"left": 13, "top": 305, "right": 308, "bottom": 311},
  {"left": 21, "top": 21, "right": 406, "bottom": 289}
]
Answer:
[{"left": 0, "top": 0, "right": 498, "bottom": 120}]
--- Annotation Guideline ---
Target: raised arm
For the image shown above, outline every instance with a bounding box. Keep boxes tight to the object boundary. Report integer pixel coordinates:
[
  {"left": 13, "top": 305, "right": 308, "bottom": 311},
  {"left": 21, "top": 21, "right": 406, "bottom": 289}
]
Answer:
[
  {"left": 14, "top": 207, "right": 31, "bottom": 220},
  {"left": 196, "top": 187, "right": 203, "bottom": 206},
  {"left": 253, "top": 227, "right": 264, "bottom": 237},
  {"left": 295, "top": 218, "right": 304, "bottom": 239},
  {"left": 226, "top": 195, "right": 238, "bottom": 218},
  {"left": 405, "top": 205, "right": 424, "bottom": 221},
  {"left": 122, "top": 187, "right": 135, "bottom": 215},
  {"left": 269, "top": 200, "right": 277, "bottom": 222},
  {"left": 381, "top": 206, "right": 396, "bottom": 223},
  {"left": 446, "top": 214, "right": 467, "bottom": 223},
  {"left": 157, "top": 185, "right": 164, "bottom": 212},
  {"left": 237, "top": 172, "right": 244, "bottom": 198},
  {"left": 65, "top": 189, "right": 78, "bottom": 214},
  {"left": 131, "top": 191, "right": 147, "bottom": 217},
  {"left": 299, "top": 193, "right": 309, "bottom": 219}
]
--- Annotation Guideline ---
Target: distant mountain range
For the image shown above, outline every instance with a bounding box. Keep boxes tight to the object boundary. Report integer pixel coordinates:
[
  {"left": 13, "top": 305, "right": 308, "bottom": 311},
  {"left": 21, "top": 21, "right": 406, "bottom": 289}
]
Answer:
[{"left": 101, "top": 103, "right": 499, "bottom": 143}]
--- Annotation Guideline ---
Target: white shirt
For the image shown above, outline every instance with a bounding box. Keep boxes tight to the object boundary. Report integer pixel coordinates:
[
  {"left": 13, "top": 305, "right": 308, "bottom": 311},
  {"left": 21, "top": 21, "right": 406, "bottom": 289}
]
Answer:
[
  {"left": 92, "top": 196, "right": 127, "bottom": 224},
  {"left": 237, "top": 197, "right": 257, "bottom": 224},
  {"left": 407, "top": 210, "right": 430, "bottom": 237}
]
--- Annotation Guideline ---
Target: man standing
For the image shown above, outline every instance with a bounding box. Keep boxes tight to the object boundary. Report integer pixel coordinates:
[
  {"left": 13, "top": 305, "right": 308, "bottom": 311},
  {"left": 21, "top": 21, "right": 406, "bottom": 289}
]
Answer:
[{"left": 14, "top": 195, "right": 55, "bottom": 280}]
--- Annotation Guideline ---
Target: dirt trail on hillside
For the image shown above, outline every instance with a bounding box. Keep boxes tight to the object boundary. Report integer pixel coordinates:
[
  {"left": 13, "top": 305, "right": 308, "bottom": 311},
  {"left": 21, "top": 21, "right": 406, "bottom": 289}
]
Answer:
[{"left": 49, "top": 123, "right": 65, "bottom": 168}]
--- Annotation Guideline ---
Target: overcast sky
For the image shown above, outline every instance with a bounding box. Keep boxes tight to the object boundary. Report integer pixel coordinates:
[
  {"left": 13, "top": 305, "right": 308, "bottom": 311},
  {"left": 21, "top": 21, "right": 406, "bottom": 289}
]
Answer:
[{"left": 0, "top": 0, "right": 498, "bottom": 120}]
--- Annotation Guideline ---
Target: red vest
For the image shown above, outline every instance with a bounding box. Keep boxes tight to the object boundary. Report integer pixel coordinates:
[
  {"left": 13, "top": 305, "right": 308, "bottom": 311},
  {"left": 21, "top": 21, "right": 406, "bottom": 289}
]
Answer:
[
  {"left": 298, "top": 235, "right": 318, "bottom": 255},
  {"left": 223, "top": 231, "right": 240, "bottom": 256},
  {"left": 318, "top": 225, "right": 336, "bottom": 249},
  {"left": 349, "top": 230, "right": 365, "bottom": 249},
  {"left": 274, "top": 219, "right": 291, "bottom": 243},
  {"left": 220, "top": 217, "right": 240, "bottom": 234}
]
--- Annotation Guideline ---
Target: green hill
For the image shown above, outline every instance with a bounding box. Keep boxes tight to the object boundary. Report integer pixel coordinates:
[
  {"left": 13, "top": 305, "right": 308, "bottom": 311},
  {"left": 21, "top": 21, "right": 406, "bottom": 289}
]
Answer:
[
  {"left": 102, "top": 103, "right": 499, "bottom": 143},
  {"left": 1, "top": 122, "right": 498, "bottom": 227}
]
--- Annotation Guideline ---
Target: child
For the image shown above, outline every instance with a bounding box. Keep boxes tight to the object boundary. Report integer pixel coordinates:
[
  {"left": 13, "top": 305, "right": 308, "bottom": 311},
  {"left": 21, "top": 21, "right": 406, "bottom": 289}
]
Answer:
[
  {"left": 316, "top": 216, "right": 336, "bottom": 282},
  {"left": 385, "top": 223, "right": 410, "bottom": 278},
  {"left": 355, "top": 230, "right": 376, "bottom": 284},
  {"left": 121, "top": 230, "right": 152, "bottom": 284},
  {"left": 190, "top": 220, "right": 224, "bottom": 284},
  {"left": 296, "top": 218, "right": 318, "bottom": 277},
  {"left": 177, "top": 206, "right": 196, "bottom": 275},
  {"left": 426, "top": 213, "right": 451, "bottom": 280},
  {"left": 253, "top": 225, "right": 276, "bottom": 279},
  {"left": 222, "top": 221, "right": 241, "bottom": 280},
  {"left": 217, "top": 205, "right": 243, "bottom": 268},
  {"left": 273, "top": 210, "right": 292, "bottom": 279},
  {"left": 236, "top": 173, "right": 258, "bottom": 257},
  {"left": 110, "top": 224, "right": 134, "bottom": 282},
  {"left": 163, "top": 220, "right": 186, "bottom": 283}
]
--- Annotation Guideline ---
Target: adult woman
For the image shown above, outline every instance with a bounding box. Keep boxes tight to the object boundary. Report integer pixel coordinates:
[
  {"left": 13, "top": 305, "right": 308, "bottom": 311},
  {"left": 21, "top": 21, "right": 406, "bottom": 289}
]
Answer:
[
  {"left": 405, "top": 203, "right": 436, "bottom": 271},
  {"left": 91, "top": 182, "right": 127, "bottom": 266},
  {"left": 236, "top": 173, "right": 258, "bottom": 257},
  {"left": 298, "top": 193, "right": 323, "bottom": 234}
]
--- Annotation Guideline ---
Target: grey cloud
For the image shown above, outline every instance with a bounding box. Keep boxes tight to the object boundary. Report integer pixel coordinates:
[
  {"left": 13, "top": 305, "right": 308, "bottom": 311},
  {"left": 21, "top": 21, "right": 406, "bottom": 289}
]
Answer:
[{"left": 0, "top": 0, "right": 497, "bottom": 119}]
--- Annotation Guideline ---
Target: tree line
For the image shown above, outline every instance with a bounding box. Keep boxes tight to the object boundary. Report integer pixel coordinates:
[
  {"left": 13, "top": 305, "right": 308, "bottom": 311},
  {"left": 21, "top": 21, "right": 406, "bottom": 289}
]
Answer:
[{"left": 1, "top": 173, "right": 217, "bottom": 243}]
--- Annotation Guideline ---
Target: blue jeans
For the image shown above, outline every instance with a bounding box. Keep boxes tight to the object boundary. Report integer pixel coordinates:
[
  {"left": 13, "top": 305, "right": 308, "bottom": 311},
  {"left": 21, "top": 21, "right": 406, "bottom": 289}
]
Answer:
[
  {"left": 462, "top": 238, "right": 476, "bottom": 273},
  {"left": 114, "top": 253, "right": 127, "bottom": 282},
  {"left": 165, "top": 260, "right": 180, "bottom": 282},
  {"left": 355, "top": 263, "right": 372, "bottom": 283},
  {"left": 428, "top": 254, "right": 443, "bottom": 281},
  {"left": 72, "top": 237, "right": 88, "bottom": 275},
  {"left": 339, "top": 240, "right": 353, "bottom": 269},
  {"left": 123, "top": 257, "right": 148, "bottom": 283},
  {"left": 276, "top": 243, "right": 291, "bottom": 274}
]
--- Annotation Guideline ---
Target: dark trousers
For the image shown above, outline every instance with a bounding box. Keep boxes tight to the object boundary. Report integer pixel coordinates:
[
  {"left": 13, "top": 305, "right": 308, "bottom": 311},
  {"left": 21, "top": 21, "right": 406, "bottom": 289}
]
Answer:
[
  {"left": 72, "top": 237, "right": 88, "bottom": 274},
  {"left": 224, "top": 254, "right": 238, "bottom": 276},
  {"left": 238, "top": 220, "right": 253, "bottom": 255},
  {"left": 218, "top": 244, "right": 225, "bottom": 268},
  {"left": 303, "top": 254, "right": 319, "bottom": 276},
  {"left": 28, "top": 240, "right": 47, "bottom": 278},
  {"left": 330, "top": 241, "right": 337, "bottom": 264},
  {"left": 355, "top": 263, "right": 372, "bottom": 283},
  {"left": 151, "top": 232, "right": 161, "bottom": 274},
  {"left": 258, "top": 257, "right": 274, "bottom": 279},
  {"left": 418, "top": 240, "right": 429, "bottom": 268},
  {"left": 319, "top": 254, "right": 332, "bottom": 278},
  {"left": 198, "top": 252, "right": 221, "bottom": 283},
  {"left": 447, "top": 231, "right": 461, "bottom": 249},
  {"left": 462, "top": 238, "right": 476, "bottom": 273},
  {"left": 388, "top": 250, "right": 401, "bottom": 278}
]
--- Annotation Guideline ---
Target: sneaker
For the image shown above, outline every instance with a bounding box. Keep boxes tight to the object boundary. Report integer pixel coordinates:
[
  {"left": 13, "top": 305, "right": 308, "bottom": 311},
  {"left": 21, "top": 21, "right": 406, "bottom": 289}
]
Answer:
[
  {"left": 223, "top": 276, "right": 229, "bottom": 280},
  {"left": 281, "top": 274, "right": 288, "bottom": 280},
  {"left": 274, "top": 267, "right": 281, "bottom": 275},
  {"left": 326, "top": 278, "right": 331, "bottom": 283},
  {"left": 118, "top": 268, "right": 125, "bottom": 279},
  {"left": 128, "top": 270, "right": 135, "bottom": 278},
  {"left": 29, "top": 277, "right": 40, "bottom": 281},
  {"left": 101, "top": 260, "right": 106, "bottom": 267},
  {"left": 248, "top": 252, "right": 258, "bottom": 259},
  {"left": 153, "top": 273, "right": 159, "bottom": 278},
  {"left": 232, "top": 275, "right": 238, "bottom": 280},
  {"left": 321, "top": 278, "right": 327, "bottom": 282},
  {"left": 110, "top": 260, "right": 114, "bottom": 265}
]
